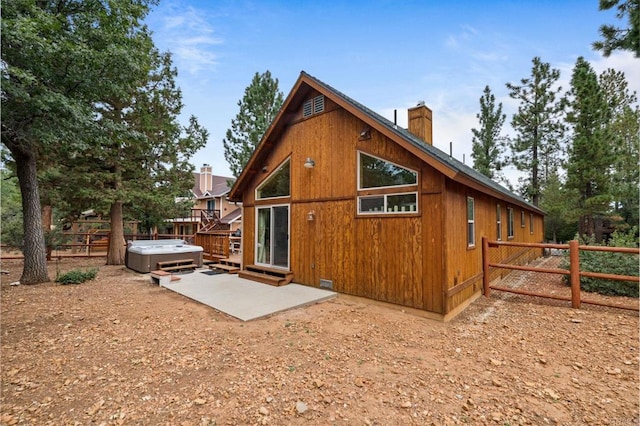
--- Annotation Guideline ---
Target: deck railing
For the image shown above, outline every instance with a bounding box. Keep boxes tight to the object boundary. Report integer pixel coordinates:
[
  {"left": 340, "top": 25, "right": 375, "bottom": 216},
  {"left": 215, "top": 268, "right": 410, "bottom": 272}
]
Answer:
[
  {"left": 482, "top": 237, "right": 639, "bottom": 311},
  {"left": 194, "top": 231, "right": 234, "bottom": 260}
]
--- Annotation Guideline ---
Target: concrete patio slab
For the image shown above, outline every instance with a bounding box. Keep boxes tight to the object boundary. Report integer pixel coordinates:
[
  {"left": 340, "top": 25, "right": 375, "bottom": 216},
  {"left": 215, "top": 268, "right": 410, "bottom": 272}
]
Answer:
[{"left": 160, "top": 269, "right": 337, "bottom": 321}]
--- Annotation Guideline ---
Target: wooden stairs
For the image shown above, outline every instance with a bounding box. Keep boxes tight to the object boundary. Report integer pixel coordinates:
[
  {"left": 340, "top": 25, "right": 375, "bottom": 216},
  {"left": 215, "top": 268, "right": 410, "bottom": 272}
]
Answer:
[
  {"left": 238, "top": 265, "right": 293, "bottom": 287},
  {"left": 208, "top": 258, "right": 241, "bottom": 274}
]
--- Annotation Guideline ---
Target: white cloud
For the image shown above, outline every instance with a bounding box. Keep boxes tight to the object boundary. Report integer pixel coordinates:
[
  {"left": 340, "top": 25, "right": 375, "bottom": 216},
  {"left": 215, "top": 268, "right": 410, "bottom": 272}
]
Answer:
[
  {"left": 445, "top": 24, "right": 479, "bottom": 49},
  {"left": 153, "top": 5, "right": 222, "bottom": 75}
]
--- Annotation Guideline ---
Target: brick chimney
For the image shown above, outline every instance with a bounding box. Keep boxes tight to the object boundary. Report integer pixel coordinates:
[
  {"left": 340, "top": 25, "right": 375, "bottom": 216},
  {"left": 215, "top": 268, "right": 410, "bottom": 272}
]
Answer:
[
  {"left": 407, "top": 102, "right": 433, "bottom": 145},
  {"left": 199, "top": 164, "right": 212, "bottom": 192}
]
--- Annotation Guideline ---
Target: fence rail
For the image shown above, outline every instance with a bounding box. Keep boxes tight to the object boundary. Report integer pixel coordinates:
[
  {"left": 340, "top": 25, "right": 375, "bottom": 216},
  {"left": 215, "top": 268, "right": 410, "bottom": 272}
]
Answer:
[
  {"left": 482, "top": 237, "right": 639, "bottom": 311},
  {"left": 1, "top": 232, "right": 197, "bottom": 260}
]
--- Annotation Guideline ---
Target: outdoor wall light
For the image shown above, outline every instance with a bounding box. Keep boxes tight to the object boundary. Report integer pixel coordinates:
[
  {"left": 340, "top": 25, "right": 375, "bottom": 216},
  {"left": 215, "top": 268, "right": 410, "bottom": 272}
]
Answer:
[
  {"left": 307, "top": 210, "right": 316, "bottom": 221},
  {"left": 304, "top": 157, "right": 315, "bottom": 168},
  {"left": 359, "top": 127, "right": 371, "bottom": 140}
]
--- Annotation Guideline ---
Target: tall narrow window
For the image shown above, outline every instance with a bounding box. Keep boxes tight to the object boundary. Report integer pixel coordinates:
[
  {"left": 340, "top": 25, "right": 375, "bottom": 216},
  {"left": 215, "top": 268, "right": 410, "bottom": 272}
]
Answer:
[
  {"left": 529, "top": 213, "right": 534, "bottom": 234},
  {"left": 496, "top": 204, "right": 502, "bottom": 241},
  {"left": 467, "top": 197, "right": 475, "bottom": 247},
  {"left": 521, "top": 210, "right": 525, "bottom": 228},
  {"left": 507, "top": 207, "right": 514, "bottom": 238}
]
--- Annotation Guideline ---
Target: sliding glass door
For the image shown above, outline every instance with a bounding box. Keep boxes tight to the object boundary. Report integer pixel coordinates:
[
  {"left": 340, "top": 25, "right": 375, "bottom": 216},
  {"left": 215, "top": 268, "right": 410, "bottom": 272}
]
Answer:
[{"left": 256, "top": 205, "right": 289, "bottom": 269}]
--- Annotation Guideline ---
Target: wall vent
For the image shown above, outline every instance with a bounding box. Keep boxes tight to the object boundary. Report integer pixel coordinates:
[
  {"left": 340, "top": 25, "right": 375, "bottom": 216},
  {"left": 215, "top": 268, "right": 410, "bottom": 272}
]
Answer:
[
  {"left": 303, "top": 99, "right": 313, "bottom": 117},
  {"left": 319, "top": 279, "right": 333, "bottom": 290},
  {"left": 313, "top": 95, "right": 325, "bottom": 114}
]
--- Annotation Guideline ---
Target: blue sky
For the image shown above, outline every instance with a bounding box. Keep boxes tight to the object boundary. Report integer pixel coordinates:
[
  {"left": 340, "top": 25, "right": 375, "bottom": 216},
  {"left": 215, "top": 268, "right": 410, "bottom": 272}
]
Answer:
[{"left": 146, "top": 0, "right": 639, "bottom": 182}]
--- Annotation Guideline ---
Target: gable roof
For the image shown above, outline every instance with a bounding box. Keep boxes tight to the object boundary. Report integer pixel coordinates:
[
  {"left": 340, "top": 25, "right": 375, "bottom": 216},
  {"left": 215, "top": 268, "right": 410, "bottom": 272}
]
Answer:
[
  {"left": 192, "top": 173, "right": 234, "bottom": 199},
  {"left": 229, "top": 71, "right": 543, "bottom": 215}
]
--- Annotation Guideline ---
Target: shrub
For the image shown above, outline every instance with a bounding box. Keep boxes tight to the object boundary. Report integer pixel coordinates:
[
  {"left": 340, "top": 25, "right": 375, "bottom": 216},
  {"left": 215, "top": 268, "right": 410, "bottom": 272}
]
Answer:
[
  {"left": 562, "top": 229, "right": 639, "bottom": 298},
  {"left": 56, "top": 268, "right": 98, "bottom": 285}
]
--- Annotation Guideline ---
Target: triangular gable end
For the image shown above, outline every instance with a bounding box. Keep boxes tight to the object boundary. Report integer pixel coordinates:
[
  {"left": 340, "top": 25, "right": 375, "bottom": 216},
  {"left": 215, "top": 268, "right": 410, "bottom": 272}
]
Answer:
[{"left": 229, "top": 71, "right": 541, "bottom": 214}]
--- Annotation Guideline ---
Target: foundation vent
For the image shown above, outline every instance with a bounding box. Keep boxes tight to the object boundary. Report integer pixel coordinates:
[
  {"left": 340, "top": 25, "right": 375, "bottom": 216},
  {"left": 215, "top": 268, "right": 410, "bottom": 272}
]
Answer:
[{"left": 319, "top": 279, "right": 333, "bottom": 290}]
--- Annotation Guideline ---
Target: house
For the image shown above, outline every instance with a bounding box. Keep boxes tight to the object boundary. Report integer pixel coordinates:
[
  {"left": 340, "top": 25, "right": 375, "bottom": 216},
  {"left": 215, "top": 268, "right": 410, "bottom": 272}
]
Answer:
[
  {"left": 228, "top": 72, "right": 544, "bottom": 320},
  {"left": 167, "top": 164, "right": 241, "bottom": 239}
]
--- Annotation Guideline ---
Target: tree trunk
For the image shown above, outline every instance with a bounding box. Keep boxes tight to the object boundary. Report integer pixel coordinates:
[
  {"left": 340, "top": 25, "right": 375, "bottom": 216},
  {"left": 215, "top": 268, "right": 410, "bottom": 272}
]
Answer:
[
  {"left": 579, "top": 214, "right": 595, "bottom": 239},
  {"left": 106, "top": 201, "right": 126, "bottom": 265},
  {"left": 14, "top": 150, "right": 50, "bottom": 284}
]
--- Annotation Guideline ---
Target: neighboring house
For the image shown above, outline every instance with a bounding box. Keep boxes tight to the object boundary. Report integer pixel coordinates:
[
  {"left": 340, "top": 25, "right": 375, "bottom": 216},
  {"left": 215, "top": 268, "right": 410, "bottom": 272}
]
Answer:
[
  {"left": 228, "top": 72, "right": 544, "bottom": 320},
  {"left": 167, "top": 164, "right": 241, "bottom": 239}
]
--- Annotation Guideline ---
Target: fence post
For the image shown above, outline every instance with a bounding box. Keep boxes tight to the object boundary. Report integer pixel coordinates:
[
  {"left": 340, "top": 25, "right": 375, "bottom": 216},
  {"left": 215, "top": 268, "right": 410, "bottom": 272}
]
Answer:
[
  {"left": 569, "top": 239, "right": 581, "bottom": 309},
  {"left": 482, "top": 236, "right": 490, "bottom": 297}
]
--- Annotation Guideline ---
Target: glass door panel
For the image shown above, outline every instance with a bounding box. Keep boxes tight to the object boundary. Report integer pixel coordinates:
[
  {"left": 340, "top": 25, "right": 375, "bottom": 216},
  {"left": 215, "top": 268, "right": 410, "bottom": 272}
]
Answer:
[
  {"left": 256, "top": 208, "right": 271, "bottom": 264},
  {"left": 272, "top": 206, "right": 289, "bottom": 268},
  {"left": 255, "top": 205, "right": 289, "bottom": 268}
]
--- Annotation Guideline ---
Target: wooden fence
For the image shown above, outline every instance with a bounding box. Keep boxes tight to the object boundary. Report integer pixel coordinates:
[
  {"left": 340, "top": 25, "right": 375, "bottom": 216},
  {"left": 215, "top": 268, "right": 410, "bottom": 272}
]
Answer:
[
  {"left": 194, "top": 231, "right": 234, "bottom": 261},
  {"left": 482, "top": 237, "right": 639, "bottom": 311},
  {"left": 1, "top": 233, "right": 195, "bottom": 260}
]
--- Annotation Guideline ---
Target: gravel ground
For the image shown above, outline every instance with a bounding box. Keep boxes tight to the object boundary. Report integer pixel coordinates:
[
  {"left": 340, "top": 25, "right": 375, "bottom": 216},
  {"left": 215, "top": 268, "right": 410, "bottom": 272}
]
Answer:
[{"left": 1, "top": 257, "right": 638, "bottom": 425}]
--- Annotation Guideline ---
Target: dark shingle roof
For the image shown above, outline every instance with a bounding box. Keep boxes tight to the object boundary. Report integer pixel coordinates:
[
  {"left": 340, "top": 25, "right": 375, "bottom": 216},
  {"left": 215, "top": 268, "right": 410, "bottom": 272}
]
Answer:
[{"left": 300, "top": 71, "right": 542, "bottom": 214}]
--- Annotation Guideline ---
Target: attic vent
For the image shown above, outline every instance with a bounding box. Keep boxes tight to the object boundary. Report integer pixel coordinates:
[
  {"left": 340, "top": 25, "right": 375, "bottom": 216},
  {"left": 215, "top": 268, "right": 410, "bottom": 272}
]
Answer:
[
  {"left": 302, "top": 95, "right": 325, "bottom": 118},
  {"left": 313, "top": 95, "right": 325, "bottom": 114},
  {"left": 303, "top": 99, "right": 313, "bottom": 117}
]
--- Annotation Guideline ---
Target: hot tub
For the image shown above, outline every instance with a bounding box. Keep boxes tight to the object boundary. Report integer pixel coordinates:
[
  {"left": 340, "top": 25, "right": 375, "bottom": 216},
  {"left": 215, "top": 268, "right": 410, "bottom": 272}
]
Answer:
[{"left": 126, "top": 239, "right": 203, "bottom": 273}]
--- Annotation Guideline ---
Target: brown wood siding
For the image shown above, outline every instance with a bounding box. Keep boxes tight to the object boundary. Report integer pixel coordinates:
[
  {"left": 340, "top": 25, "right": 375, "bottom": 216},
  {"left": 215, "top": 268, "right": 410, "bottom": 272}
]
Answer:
[
  {"left": 240, "top": 99, "right": 543, "bottom": 317},
  {"left": 242, "top": 106, "right": 440, "bottom": 311},
  {"left": 443, "top": 179, "right": 544, "bottom": 313},
  {"left": 241, "top": 207, "right": 255, "bottom": 266}
]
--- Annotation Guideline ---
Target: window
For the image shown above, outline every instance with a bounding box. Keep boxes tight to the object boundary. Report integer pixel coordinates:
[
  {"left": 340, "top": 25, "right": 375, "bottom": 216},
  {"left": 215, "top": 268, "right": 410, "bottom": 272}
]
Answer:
[
  {"left": 507, "top": 207, "right": 514, "bottom": 238},
  {"left": 303, "top": 95, "right": 325, "bottom": 118},
  {"left": 357, "top": 152, "right": 418, "bottom": 215},
  {"left": 496, "top": 204, "right": 502, "bottom": 241},
  {"left": 467, "top": 197, "right": 475, "bottom": 247},
  {"left": 358, "top": 193, "right": 418, "bottom": 214},
  {"left": 358, "top": 152, "right": 417, "bottom": 189},
  {"left": 529, "top": 213, "right": 534, "bottom": 234},
  {"left": 521, "top": 210, "right": 525, "bottom": 228},
  {"left": 256, "top": 159, "right": 290, "bottom": 199}
]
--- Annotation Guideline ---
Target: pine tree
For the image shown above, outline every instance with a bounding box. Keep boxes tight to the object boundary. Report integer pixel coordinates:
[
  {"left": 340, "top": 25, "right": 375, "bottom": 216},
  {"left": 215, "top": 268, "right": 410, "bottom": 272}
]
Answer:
[
  {"left": 223, "top": 71, "right": 284, "bottom": 178},
  {"left": 506, "top": 57, "right": 566, "bottom": 207},
  {"left": 471, "top": 85, "right": 506, "bottom": 180},
  {"left": 593, "top": 0, "right": 640, "bottom": 57},
  {"left": 565, "top": 57, "right": 614, "bottom": 239},
  {"left": 540, "top": 170, "right": 578, "bottom": 243},
  {"left": 1, "top": 0, "right": 155, "bottom": 283},
  {"left": 50, "top": 49, "right": 208, "bottom": 265},
  {"left": 599, "top": 68, "right": 640, "bottom": 229}
]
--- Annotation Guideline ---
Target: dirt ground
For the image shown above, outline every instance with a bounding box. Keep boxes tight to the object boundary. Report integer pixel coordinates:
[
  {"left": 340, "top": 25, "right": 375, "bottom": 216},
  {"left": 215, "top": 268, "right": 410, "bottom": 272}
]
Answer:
[{"left": 1, "top": 257, "right": 638, "bottom": 425}]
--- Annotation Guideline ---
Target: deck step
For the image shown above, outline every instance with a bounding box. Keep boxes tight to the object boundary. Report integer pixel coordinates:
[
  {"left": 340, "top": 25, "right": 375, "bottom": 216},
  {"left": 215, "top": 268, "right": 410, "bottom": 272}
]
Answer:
[
  {"left": 159, "top": 263, "right": 198, "bottom": 272},
  {"left": 239, "top": 265, "right": 293, "bottom": 287},
  {"left": 209, "top": 263, "right": 240, "bottom": 274},
  {"left": 156, "top": 259, "right": 199, "bottom": 272},
  {"left": 238, "top": 270, "right": 286, "bottom": 286}
]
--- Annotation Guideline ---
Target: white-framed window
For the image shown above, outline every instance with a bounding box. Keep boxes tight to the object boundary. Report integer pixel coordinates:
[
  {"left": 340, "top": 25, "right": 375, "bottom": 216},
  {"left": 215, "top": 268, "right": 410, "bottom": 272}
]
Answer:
[
  {"left": 358, "top": 192, "right": 418, "bottom": 214},
  {"left": 357, "top": 152, "right": 418, "bottom": 215},
  {"left": 256, "top": 158, "right": 290, "bottom": 200},
  {"left": 358, "top": 152, "right": 417, "bottom": 190},
  {"left": 496, "top": 204, "right": 502, "bottom": 241},
  {"left": 521, "top": 210, "right": 525, "bottom": 228},
  {"left": 467, "top": 196, "right": 475, "bottom": 247},
  {"left": 507, "top": 207, "right": 514, "bottom": 239},
  {"left": 529, "top": 213, "right": 534, "bottom": 234}
]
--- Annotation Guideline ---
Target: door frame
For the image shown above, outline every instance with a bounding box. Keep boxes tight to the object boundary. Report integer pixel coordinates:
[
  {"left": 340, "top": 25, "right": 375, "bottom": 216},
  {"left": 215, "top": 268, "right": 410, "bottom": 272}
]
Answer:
[{"left": 254, "top": 203, "right": 290, "bottom": 269}]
